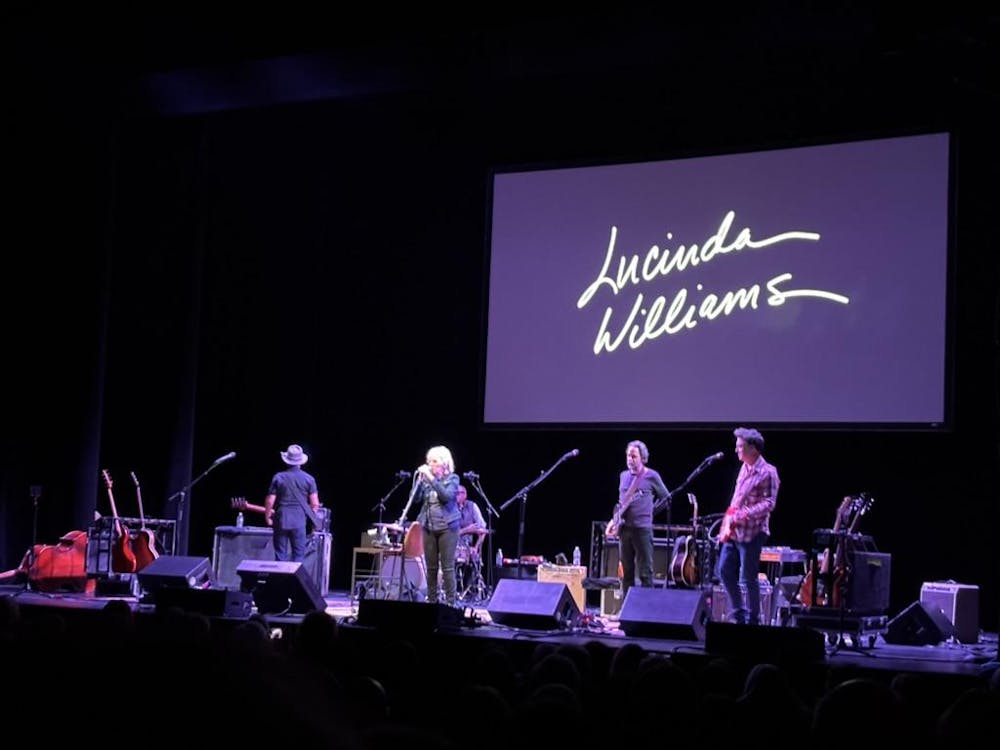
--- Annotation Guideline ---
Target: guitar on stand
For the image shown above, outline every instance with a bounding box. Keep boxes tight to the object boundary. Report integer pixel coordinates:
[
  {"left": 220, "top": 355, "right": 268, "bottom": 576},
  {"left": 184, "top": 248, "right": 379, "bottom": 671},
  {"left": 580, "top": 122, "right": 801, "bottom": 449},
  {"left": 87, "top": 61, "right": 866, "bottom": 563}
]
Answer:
[
  {"left": 669, "top": 493, "right": 700, "bottom": 587},
  {"left": 101, "top": 470, "right": 137, "bottom": 574},
  {"left": 130, "top": 471, "right": 159, "bottom": 571}
]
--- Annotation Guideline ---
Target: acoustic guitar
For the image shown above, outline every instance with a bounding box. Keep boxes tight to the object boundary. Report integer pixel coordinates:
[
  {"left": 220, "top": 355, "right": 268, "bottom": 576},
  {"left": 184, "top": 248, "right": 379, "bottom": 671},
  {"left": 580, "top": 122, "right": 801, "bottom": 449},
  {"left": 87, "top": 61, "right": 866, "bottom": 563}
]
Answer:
[
  {"left": 669, "top": 493, "right": 699, "bottom": 587},
  {"left": 101, "top": 470, "right": 137, "bottom": 574},
  {"left": 129, "top": 471, "right": 159, "bottom": 571}
]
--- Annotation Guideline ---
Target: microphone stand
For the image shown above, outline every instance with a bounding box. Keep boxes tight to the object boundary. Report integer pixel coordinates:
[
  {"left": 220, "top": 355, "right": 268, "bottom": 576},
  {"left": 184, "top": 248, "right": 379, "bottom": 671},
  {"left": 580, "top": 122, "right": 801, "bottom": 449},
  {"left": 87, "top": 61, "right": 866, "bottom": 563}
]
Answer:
[
  {"left": 466, "top": 476, "right": 499, "bottom": 595},
  {"left": 371, "top": 475, "right": 409, "bottom": 526},
  {"left": 166, "top": 458, "right": 229, "bottom": 537},
  {"left": 499, "top": 452, "right": 576, "bottom": 580},
  {"left": 26, "top": 486, "right": 42, "bottom": 591},
  {"left": 654, "top": 454, "right": 723, "bottom": 587},
  {"left": 394, "top": 478, "right": 421, "bottom": 602}
]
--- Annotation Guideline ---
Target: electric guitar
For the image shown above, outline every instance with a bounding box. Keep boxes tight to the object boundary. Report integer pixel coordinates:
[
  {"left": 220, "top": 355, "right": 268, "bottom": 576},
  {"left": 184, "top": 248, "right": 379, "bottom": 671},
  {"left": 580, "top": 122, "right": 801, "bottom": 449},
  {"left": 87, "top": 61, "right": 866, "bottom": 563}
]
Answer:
[
  {"left": 669, "top": 493, "right": 699, "bottom": 587},
  {"left": 231, "top": 496, "right": 329, "bottom": 533},
  {"left": 129, "top": 470, "right": 159, "bottom": 571},
  {"left": 799, "top": 493, "right": 873, "bottom": 606},
  {"left": 101, "top": 470, "right": 137, "bottom": 574},
  {"left": 605, "top": 468, "right": 645, "bottom": 539},
  {"left": 829, "top": 492, "right": 875, "bottom": 607}
]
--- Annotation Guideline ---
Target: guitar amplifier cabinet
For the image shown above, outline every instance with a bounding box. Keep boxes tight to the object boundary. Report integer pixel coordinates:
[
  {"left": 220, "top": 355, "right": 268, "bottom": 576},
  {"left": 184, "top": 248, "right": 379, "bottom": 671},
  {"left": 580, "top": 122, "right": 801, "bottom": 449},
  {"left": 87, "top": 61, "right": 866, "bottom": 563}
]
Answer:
[
  {"left": 212, "top": 526, "right": 331, "bottom": 595},
  {"left": 920, "top": 582, "right": 979, "bottom": 644},
  {"left": 711, "top": 581, "right": 773, "bottom": 623}
]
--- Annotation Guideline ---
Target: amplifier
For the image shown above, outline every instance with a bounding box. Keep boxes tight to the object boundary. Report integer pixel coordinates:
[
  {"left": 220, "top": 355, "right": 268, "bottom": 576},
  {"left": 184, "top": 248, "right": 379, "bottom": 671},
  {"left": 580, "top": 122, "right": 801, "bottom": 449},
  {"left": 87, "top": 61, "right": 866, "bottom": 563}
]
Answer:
[
  {"left": 920, "top": 582, "right": 979, "bottom": 644},
  {"left": 537, "top": 564, "right": 587, "bottom": 613},
  {"left": 212, "top": 526, "right": 331, "bottom": 595},
  {"left": 711, "top": 580, "right": 772, "bottom": 624}
]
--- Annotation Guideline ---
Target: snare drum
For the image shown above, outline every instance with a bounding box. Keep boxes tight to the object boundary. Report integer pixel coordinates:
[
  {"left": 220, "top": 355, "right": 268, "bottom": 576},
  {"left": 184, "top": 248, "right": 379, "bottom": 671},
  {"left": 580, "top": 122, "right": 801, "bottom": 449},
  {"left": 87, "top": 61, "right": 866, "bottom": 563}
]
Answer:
[{"left": 456, "top": 542, "right": 471, "bottom": 565}]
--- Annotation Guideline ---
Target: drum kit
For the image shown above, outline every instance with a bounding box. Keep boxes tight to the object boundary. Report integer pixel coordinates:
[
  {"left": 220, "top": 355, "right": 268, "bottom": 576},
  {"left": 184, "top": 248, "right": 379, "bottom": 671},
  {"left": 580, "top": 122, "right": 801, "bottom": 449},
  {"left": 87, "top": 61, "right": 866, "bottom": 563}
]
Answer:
[
  {"left": 361, "top": 522, "right": 493, "bottom": 604},
  {"left": 457, "top": 528, "right": 492, "bottom": 604}
]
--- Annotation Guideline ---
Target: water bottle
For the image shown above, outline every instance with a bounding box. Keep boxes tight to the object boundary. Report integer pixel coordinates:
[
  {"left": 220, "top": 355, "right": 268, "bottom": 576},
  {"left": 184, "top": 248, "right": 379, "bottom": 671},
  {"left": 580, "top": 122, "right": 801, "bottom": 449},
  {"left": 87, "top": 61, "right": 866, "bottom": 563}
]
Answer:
[
  {"left": 236, "top": 512, "right": 244, "bottom": 528},
  {"left": 496, "top": 548, "right": 503, "bottom": 567},
  {"left": 572, "top": 545, "right": 581, "bottom": 566}
]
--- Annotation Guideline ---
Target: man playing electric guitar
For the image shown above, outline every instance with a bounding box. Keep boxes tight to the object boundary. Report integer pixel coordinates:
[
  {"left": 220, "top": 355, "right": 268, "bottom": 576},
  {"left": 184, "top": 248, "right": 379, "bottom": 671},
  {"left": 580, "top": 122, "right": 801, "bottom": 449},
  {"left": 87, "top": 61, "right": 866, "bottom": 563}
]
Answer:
[
  {"left": 718, "top": 427, "right": 779, "bottom": 625},
  {"left": 608, "top": 440, "right": 671, "bottom": 599}
]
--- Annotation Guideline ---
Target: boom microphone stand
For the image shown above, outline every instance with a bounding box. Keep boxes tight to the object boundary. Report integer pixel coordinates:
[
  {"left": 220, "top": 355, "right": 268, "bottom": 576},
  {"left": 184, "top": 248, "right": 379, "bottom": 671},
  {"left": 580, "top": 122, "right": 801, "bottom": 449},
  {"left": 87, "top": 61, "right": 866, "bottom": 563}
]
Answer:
[
  {"left": 166, "top": 452, "right": 236, "bottom": 547},
  {"left": 465, "top": 473, "right": 500, "bottom": 595},
  {"left": 499, "top": 449, "right": 579, "bottom": 580}
]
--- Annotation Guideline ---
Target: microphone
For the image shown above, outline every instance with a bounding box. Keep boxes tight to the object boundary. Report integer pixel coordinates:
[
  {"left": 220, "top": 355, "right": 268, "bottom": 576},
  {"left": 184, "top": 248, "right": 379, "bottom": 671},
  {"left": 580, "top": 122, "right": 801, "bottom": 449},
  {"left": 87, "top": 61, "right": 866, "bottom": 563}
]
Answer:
[
  {"left": 562, "top": 449, "right": 580, "bottom": 460},
  {"left": 462, "top": 471, "right": 479, "bottom": 480},
  {"left": 213, "top": 451, "right": 237, "bottom": 465},
  {"left": 705, "top": 451, "right": 724, "bottom": 463},
  {"left": 395, "top": 470, "right": 412, "bottom": 479}
]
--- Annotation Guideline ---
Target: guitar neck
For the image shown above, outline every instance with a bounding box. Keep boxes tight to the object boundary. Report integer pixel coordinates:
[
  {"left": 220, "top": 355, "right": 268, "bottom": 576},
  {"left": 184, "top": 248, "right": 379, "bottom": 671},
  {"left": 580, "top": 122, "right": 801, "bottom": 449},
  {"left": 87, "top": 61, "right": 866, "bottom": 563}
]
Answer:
[{"left": 238, "top": 501, "right": 267, "bottom": 514}]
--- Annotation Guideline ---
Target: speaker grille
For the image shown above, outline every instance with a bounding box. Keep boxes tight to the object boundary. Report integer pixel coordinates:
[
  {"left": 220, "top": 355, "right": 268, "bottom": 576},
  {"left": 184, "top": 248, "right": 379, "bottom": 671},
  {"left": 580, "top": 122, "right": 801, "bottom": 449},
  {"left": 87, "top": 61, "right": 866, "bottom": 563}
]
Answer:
[
  {"left": 619, "top": 587, "right": 710, "bottom": 640},
  {"left": 487, "top": 579, "right": 582, "bottom": 630}
]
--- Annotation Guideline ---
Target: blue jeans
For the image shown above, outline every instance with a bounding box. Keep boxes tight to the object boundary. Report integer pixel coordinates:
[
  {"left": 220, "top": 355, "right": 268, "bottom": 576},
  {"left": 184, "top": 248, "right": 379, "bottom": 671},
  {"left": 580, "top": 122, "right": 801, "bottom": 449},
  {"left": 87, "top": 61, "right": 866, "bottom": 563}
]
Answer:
[
  {"left": 274, "top": 525, "right": 307, "bottom": 562},
  {"left": 719, "top": 533, "right": 768, "bottom": 624}
]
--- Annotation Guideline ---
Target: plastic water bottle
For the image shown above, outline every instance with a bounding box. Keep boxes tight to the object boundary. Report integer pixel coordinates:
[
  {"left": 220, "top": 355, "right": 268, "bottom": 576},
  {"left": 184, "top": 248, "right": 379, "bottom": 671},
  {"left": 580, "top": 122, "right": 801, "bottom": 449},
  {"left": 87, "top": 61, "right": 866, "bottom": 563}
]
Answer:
[
  {"left": 236, "top": 512, "right": 244, "bottom": 528},
  {"left": 572, "top": 545, "right": 581, "bottom": 566},
  {"left": 496, "top": 548, "right": 503, "bottom": 567}
]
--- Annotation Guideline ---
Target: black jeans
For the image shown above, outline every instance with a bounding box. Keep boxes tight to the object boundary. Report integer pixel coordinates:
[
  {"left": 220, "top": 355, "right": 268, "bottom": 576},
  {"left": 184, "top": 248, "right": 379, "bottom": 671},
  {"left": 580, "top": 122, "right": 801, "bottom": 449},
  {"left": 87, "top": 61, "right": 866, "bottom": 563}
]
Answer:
[
  {"left": 619, "top": 525, "right": 654, "bottom": 598},
  {"left": 423, "top": 525, "right": 459, "bottom": 606}
]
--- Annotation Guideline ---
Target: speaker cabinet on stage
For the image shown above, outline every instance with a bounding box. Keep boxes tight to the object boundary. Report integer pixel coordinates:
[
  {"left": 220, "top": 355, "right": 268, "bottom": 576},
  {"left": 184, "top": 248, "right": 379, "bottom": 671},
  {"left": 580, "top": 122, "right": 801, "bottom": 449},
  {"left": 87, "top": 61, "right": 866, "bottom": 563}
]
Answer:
[
  {"left": 236, "top": 560, "right": 327, "bottom": 614},
  {"left": 487, "top": 579, "right": 582, "bottom": 630},
  {"left": 136, "top": 555, "right": 213, "bottom": 594},
  {"left": 152, "top": 586, "right": 253, "bottom": 618},
  {"left": 357, "top": 599, "right": 463, "bottom": 632},
  {"left": 920, "top": 582, "right": 979, "bottom": 644},
  {"left": 602, "top": 542, "right": 672, "bottom": 582},
  {"left": 619, "top": 587, "right": 710, "bottom": 641},
  {"left": 705, "top": 621, "right": 825, "bottom": 663},
  {"left": 884, "top": 600, "right": 955, "bottom": 646},
  {"left": 213, "top": 526, "right": 331, "bottom": 595},
  {"left": 847, "top": 551, "right": 891, "bottom": 613}
]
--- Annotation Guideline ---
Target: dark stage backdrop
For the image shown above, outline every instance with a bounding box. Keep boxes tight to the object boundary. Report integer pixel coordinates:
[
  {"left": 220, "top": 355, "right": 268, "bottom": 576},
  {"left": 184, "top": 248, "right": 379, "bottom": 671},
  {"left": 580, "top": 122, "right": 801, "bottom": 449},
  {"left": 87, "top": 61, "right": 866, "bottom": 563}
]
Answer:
[{"left": 3, "top": 65, "right": 998, "bottom": 630}]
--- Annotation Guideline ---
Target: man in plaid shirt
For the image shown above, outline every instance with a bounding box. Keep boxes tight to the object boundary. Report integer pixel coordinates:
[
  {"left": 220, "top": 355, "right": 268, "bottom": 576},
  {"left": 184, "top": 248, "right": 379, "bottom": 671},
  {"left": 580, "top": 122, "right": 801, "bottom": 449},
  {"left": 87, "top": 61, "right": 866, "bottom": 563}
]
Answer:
[{"left": 718, "top": 427, "right": 779, "bottom": 625}]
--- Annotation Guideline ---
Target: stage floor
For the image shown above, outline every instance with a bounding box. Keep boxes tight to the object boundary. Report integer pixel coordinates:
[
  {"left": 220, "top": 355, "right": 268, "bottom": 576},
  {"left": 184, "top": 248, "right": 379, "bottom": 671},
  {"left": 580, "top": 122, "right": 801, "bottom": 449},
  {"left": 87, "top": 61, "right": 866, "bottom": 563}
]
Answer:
[{"left": 3, "top": 583, "right": 996, "bottom": 682}]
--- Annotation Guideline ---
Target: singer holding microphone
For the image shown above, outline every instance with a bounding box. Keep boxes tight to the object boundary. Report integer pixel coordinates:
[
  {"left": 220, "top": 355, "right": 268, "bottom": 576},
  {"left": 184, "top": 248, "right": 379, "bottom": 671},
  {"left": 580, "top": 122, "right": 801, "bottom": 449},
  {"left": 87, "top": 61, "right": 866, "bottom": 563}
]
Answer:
[
  {"left": 263, "top": 444, "right": 322, "bottom": 563},
  {"left": 409, "top": 445, "right": 461, "bottom": 607},
  {"left": 609, "top": 440, "right": 672, "bottom": 599},
  {"left": 718, "top": 427, "right": 779, "bottom": 625}
]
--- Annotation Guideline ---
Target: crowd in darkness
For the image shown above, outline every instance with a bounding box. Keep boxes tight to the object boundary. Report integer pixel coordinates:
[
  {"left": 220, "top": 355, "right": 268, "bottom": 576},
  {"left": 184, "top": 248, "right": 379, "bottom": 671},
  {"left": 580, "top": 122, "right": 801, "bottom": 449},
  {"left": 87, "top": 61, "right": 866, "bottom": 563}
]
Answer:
[{"left": 1, "top": 594, "right": 998, "bottom": 749}]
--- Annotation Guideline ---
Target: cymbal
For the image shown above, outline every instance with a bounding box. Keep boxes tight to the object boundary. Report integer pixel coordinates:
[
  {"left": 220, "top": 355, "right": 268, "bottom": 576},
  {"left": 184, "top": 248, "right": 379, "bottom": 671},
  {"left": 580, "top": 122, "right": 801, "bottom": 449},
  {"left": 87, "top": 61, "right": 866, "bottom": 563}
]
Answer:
[
  {"left": 463, "top": 528, "right": 493, "bottom": 535},
  {"left": 373, "top": 522, "right": 404, "bottom": 533}
]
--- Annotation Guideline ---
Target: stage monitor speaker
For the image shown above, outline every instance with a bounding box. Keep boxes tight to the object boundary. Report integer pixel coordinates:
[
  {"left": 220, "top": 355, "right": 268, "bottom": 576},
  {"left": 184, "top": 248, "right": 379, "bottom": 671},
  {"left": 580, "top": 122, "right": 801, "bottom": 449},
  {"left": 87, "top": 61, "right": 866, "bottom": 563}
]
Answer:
[
  {"left": 152, "top": 587, "right": 253, "bottom": 619},
  {"left": 487, "top": 579, "right": 582, "bottom": 630},
  {"left": 236, "top": 560, "right": 327, "bottom": 614},
  {"left": 357, "top": 599, "right": 463, "bottom": 632},
  {"left": 619, "top": 587, "right": 710, "bottom": 641},
  {"left": 846, "top": 552, "right": 891, "bottom": 613},
  {"left": 137, "top": 555, "right": 213, "bottom": 594},
  {"left": 884, "top": 600, "right": 955, "bottom": 646},
  {"left": 705, "top": 621, "right": 825, "bottom": 663}
]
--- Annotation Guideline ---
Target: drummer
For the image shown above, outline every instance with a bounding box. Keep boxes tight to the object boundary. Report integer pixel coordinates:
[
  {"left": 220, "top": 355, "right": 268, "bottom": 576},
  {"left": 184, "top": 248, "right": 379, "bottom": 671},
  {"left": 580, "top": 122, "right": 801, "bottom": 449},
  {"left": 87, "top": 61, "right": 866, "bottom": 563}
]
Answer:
[{"left": 457, "top": 484, "right": 486, "bottom": 556}]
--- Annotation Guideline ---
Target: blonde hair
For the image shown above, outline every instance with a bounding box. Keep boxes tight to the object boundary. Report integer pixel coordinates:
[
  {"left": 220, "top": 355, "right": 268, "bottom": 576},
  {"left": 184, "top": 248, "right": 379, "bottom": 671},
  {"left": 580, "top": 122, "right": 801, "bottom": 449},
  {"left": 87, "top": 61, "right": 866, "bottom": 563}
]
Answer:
[{"left": 426, "top": 445, "right": 455, "bottom": 474}]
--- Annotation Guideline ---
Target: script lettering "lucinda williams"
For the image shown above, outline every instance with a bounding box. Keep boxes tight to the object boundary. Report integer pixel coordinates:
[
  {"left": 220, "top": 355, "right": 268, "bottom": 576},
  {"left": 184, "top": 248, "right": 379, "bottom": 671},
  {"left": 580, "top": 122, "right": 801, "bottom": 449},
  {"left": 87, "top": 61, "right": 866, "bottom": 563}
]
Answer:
[{"left": 575, "top": 210, "right": 849, "bottom": 354}]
